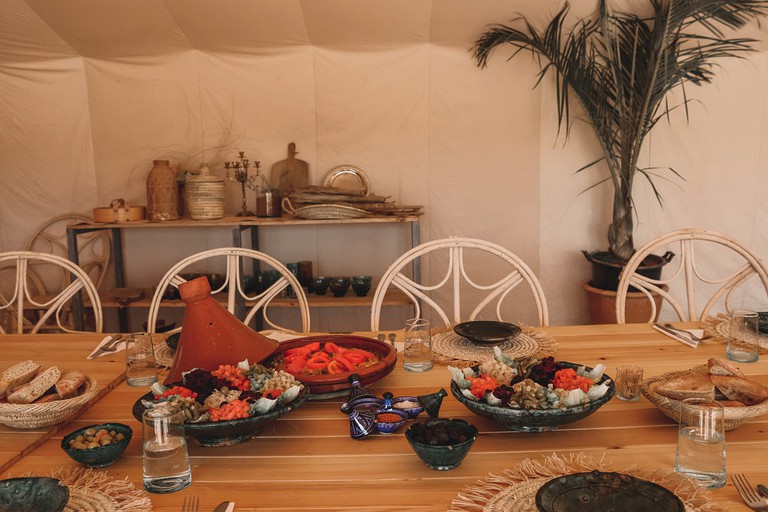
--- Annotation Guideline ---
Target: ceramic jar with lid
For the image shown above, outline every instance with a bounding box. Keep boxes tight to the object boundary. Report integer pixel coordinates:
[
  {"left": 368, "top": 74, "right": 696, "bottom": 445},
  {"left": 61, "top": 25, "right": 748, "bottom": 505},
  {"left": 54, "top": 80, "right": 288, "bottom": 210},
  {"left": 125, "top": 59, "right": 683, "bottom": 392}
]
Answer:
[
  {"left": 146, "top": 159, "right": 180, "bottom": 221},
  {"left": 185, "top": 164, "right": 225, "bottom": 220}
]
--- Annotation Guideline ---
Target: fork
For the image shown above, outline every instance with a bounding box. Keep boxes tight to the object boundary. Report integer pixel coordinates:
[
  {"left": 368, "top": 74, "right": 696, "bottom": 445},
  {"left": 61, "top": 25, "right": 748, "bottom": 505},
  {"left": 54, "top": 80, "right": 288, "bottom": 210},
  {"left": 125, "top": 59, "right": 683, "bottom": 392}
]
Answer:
[
  {"left": 90, "top": 335, "right": 123, "bottom": 358},
  {"left": 732, "top": 473, "right": 768, "bottom": 511},
  {"left": 181, "top": 496, "right": 200, "bottom": 512}
]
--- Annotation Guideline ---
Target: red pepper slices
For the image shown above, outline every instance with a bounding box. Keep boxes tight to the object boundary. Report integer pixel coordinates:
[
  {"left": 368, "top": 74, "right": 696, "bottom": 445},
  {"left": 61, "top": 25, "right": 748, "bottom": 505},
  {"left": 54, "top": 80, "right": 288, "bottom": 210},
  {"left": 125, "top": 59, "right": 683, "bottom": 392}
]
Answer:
[{"left": 283, "top": 342, "right": 377, "bottom": 375}]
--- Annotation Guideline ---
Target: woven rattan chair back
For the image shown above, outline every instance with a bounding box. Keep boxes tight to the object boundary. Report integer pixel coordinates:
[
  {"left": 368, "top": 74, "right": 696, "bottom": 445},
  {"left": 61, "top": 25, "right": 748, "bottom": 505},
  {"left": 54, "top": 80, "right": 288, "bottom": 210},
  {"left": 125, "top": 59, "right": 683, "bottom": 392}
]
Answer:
[
  {"left": 370, "top": 237, "right": 549, "bottom": 330},
  {"left": 0, "top": 251, "right": 103, "bottom": 334},
  {"left": 147, "top": 247, "right": 310, "bottom": 334},
  {"left": 615, "top": 228, "right": 768, "bottom": 323}
]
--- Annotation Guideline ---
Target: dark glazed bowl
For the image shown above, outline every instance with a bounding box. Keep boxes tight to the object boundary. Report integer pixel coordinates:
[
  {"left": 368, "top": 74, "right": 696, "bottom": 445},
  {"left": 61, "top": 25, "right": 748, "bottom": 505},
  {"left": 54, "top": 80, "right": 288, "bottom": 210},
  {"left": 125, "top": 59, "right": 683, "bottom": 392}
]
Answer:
[
  {"left": 329, "top": 276, "right": 351, "bottom": 297},
  {"left": 61, "top": 423, "right": 133, "bottom": 468},
  {"left": 0, "top": 477, "right": 69, "bottom": 512},
  {"left": 451, "top": 362, "right": 614, "bottom": 432},
  {"left": 132, "top": 386, "right": 310, "bottom": 447},
  {"left": 405, "top": 418, "right": 478, "bottom": 470}
]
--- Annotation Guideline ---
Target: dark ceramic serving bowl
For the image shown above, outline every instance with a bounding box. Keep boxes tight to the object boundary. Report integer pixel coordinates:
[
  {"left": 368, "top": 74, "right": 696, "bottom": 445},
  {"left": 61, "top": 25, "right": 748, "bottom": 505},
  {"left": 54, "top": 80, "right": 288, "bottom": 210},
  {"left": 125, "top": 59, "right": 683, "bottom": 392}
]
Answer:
[
  {"left": 61, "top": 423, "right": 133, "bottom": 468},
  {"left": 451, "top": 362, "right": 615, "bottom": 432},
  {"left": 405, "top": 418, "right": 479, "bottom": 470},
  {"left": 132, "top": 386, "right": 310, "bottom": 447},
  {"left": 0, "top": 477, "right": 69, "bottom": 512}
]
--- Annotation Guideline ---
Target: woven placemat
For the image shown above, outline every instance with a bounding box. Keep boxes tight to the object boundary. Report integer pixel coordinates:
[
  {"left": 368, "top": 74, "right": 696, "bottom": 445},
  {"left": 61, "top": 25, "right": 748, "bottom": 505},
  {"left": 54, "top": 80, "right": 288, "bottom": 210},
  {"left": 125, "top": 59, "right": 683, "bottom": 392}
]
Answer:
[
  {"left": 449, "top": 453, "right": 723, "bottom": 512},
  {"left": 153, "top": 337, "right": 174, "bottom": 368},
  {"left": 703, "top": 313, "right": 768, "bottom": 353},
  {"left": 433, "top": 325, "right": 557, "bottom": 366}
]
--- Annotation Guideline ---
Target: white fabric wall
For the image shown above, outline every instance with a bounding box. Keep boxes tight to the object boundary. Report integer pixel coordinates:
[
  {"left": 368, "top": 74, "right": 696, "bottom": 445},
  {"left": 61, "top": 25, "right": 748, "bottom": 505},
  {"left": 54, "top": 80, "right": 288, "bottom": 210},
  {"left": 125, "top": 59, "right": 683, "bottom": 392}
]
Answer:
[{"left": 1, "top": 0, "right": 766, "bottom": 330}]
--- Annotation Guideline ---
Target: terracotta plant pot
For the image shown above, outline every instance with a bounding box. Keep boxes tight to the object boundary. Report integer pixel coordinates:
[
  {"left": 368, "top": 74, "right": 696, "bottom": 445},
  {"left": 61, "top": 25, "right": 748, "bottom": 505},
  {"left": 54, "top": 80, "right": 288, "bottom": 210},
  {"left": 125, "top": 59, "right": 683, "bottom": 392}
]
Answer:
[{"left": 583, "top": 281, "right": 667, "bottom": 324}]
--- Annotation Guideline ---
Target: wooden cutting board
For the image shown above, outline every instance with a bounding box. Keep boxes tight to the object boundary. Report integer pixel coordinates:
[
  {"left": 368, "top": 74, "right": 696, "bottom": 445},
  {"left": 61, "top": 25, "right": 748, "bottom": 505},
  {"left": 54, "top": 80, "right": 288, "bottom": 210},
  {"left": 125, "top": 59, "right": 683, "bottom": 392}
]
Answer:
[{"left": 270, "top": 142, "right": 309, "bottom": 194}]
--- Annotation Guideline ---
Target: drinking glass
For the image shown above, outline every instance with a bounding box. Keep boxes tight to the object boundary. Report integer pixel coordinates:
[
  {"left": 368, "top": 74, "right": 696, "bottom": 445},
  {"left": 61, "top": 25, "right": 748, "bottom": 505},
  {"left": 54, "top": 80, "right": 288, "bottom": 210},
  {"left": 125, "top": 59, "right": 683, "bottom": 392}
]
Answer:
[
  {"left": 615, "top": 365, "right": 644, "bottom": 401},
  {"left": 726, "top": 310, "right": 759, "bottom": 363},
  {"left": 404, "top": 318, "right": 433, "bottom": 372},
  {"left": 125, "top": 332, "right": 157, "bottom": 386},
  {"left": 675, "top": 398, "right": 725, "bottom": 489},
  {"left": 142, "top": 408, "right": 192, "bottom": 493}
]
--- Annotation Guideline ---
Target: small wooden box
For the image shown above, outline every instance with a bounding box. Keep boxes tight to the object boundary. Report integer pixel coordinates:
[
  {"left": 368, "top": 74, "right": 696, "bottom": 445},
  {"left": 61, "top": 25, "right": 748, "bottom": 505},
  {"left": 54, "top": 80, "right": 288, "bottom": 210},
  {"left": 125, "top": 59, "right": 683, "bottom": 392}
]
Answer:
[{"left": 93, "top": 205, "right": 145, "bottom": 223}]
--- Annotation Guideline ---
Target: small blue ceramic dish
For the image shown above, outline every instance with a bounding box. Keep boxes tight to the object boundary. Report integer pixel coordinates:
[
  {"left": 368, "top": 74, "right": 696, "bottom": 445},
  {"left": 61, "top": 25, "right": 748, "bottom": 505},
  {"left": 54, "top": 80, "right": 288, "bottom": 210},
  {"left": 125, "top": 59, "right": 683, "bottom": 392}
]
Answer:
[
  {"left": 61, "top": 423, "right": 133, "bottom": 468},
  {"left": 374, "top": 408, "right": 408, "bottom": 434},
  {"left": 391, "top": 395, "right": 424, "bottom": 419},
  {"left": 347, "top": 396, "right": 384, "bottom": 412}
]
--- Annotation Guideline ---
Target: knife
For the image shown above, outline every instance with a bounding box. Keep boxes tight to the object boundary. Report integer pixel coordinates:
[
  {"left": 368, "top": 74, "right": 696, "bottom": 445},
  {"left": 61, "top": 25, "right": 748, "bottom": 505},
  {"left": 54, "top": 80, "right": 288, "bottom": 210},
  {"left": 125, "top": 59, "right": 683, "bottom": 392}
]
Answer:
[
  {"left": 652, "top": 323, "right": 699, "bottom": 348},
  {"left": 89, "top": 335, "right": 124, "bottom": 359},
  {"left": 213, "top": 502, "right": 235, "bottom": 512}
]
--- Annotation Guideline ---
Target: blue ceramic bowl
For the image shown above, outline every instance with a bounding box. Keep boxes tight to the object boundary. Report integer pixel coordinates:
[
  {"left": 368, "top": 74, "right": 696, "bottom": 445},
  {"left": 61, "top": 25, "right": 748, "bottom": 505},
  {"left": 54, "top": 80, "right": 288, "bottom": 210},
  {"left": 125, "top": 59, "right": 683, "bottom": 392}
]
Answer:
[
  {"left": 405, "top": 418, "right": 478, "bottom": 470},
  {"left": 391, "top": 395, "right": 424, "bottom": 419},
  {"left": 374, "top": 408, "right": 408, "bottom": 434},
  {"left": 61, "top": 423, "right": 133, "bottom": 468},
  {"left": 0, "top": 477, "right": 69, "bottom": 512},
  {"left": 329, "top": 277, "right": 351, "bottom": 297}
]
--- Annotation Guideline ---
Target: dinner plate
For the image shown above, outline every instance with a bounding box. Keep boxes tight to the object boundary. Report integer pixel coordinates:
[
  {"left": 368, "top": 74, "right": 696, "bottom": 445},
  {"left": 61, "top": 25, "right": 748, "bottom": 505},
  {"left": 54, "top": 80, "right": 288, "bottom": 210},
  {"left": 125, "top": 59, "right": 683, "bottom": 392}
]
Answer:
[
  {"left": 535, "top": 471, "right": 684, "bottom": 512},
  {"left": 453, "top": 320, "right": 522, "bottom": 345},
  {"left": 322, "top": 165, "right": 370, "bottom": 196}
]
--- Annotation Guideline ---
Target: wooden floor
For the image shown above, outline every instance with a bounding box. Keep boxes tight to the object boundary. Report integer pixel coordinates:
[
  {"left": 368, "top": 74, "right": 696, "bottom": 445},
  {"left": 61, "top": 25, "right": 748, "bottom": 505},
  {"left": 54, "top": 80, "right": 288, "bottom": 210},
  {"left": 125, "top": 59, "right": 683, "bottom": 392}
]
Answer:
[{"left": 1, "top": 324, "right": 766, "bottom": 511}]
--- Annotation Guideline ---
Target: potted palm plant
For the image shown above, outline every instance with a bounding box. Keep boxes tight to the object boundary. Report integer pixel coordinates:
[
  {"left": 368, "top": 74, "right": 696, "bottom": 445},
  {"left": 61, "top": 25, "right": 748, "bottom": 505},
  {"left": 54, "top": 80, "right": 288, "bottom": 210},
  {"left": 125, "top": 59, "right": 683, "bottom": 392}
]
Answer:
[{"left": 472, "top": 0, "right": 768, "bottom": 321}]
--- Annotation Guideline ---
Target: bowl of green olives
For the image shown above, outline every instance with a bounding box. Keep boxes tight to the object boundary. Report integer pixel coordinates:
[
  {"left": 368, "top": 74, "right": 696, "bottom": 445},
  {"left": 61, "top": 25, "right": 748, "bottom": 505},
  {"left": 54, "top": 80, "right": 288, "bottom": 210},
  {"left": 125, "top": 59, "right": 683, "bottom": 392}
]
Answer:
[{"left": 61, "top": 423, "right": 132, "bottom": 467}]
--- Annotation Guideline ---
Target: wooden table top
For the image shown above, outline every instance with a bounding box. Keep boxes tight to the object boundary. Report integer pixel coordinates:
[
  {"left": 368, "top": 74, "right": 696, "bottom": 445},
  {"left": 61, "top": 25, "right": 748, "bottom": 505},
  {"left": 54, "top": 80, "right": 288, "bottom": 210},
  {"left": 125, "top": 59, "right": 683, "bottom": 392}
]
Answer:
[{"left": 1, "top": 324, "right": 766, "bottom": 511}]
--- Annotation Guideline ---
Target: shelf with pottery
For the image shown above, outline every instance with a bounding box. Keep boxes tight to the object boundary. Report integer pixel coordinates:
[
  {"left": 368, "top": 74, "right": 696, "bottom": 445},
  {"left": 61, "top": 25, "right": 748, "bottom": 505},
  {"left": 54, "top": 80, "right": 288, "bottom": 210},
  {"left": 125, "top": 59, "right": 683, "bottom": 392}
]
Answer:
[{"left": 95, "top": 287, "right": 411, "bottom": 310}]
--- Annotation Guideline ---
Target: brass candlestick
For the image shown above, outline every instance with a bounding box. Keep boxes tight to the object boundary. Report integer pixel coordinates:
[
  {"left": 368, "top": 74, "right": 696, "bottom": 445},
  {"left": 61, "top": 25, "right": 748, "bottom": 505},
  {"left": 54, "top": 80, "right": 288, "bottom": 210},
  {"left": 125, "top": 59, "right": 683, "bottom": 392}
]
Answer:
[{"left": 225, "top": 151, "right": 255, "bottom": 217}]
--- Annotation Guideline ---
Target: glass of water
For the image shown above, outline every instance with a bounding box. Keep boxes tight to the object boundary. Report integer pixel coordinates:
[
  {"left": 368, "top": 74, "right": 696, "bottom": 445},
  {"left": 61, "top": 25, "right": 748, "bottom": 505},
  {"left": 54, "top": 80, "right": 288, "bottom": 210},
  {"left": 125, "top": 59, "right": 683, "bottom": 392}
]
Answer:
[
  {"left": 726, "top": 310, "right": 759, "bottom": 363},
  {"left": 404, "top": 318, "right": 433, "bottom": 372},
  {"left": 142, "top": 408, "right": 192, "bottom": 493},
  {"left": 126, "top": 332, "right": 158, "bottom": 386},
  {"left": 675, "top": 398, "right": 725, "bottom": 489}
]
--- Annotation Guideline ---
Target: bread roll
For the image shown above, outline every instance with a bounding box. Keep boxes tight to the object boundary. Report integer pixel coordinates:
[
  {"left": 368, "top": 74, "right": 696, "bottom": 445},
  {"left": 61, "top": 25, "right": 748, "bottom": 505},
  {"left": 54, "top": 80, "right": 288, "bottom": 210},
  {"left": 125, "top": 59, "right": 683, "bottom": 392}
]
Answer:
[
  {"left": 708, "top": 358, "right": 745, "bottom": 378},
  {"left": 0, "top": 360, "right": 40, "bottom": 400},
  {"left": 655, "top": 370, "right": 715, "bottom": 401},
  {"left": 55, "top": 370, "right": 87, "bottom": 399},
  {"left": 7, "top": 366, "right": 61, "bottom": 404},
  {"left": 710, "top": 375, "right": 768, "bottom": 406}
]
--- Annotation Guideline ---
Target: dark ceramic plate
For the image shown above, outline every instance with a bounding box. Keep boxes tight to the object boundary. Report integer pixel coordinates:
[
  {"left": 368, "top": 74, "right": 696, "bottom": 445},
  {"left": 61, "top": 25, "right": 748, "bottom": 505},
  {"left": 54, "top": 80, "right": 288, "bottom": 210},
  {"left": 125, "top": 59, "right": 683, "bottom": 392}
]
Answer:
[
  {"left": 451, "top": 362, "right": 614, "bottom": 432},
  {"left": 535, "top": 471, "right": 684, "bottom": 512},
  {"left": 454, "top": 321, "right": 522, "bottom": 345},
  {"left": 758, "top": 312, "right": 768, "bottom": 335},
  {"left": 132, "top": 385, "right": 310, "bottom": 448},
  {"left": 0, "top": 477, "right": 69, "bottom": 512}
]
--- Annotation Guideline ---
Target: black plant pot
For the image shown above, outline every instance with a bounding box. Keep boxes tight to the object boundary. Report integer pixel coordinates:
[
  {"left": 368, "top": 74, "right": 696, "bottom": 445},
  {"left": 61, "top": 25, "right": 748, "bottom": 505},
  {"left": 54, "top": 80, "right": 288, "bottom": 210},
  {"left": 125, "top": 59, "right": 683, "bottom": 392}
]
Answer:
[{"left": 583, "top": 250, "right": 674, "bottom": 291}]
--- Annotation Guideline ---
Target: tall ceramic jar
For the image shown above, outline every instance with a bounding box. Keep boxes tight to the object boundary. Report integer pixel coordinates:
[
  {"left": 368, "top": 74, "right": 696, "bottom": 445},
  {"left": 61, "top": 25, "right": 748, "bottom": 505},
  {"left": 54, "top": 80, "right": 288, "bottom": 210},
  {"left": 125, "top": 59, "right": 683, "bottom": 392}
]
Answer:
[{"left": 146, "top": 159, "right": 180, "bottom": 221}]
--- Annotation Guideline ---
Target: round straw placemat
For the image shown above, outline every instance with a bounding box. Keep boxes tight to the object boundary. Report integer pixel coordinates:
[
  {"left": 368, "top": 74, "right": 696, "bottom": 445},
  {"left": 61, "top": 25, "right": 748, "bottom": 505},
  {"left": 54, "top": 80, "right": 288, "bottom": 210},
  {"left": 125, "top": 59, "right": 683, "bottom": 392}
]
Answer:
[
  {"left": 703, "top": 313, "right": 768, "bottom": 353},
  {"left": 153, "top": 337, "right": 174, "bottom": 367},
  {"left": 433, "top": 325, "right": 557, "bottom": 366},
  {"left": 449, "top": 453, "right": 721, "bottom": 512}
]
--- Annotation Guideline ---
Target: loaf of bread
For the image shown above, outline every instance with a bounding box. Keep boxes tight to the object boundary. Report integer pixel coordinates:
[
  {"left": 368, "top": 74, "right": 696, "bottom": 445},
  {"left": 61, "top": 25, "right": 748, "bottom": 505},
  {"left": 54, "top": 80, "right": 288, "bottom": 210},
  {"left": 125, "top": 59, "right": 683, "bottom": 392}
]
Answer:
[
  {"left": 55, "top": 370, "right": 87, "bottom": 399},
  {"left": 0, "top": 360, "right": 41, "bottom": 400},
  {"left": 708, "top": 358, "right": 745, "bottom": 378},
  {"left": 710, "top": 375, "right": 768, "bottom": 406},
  {"left": 655, "top": 370, "right": 715, "bottom": 401},
  {"left": 7, "top": 366, "right": 61, "bottom": 404}
]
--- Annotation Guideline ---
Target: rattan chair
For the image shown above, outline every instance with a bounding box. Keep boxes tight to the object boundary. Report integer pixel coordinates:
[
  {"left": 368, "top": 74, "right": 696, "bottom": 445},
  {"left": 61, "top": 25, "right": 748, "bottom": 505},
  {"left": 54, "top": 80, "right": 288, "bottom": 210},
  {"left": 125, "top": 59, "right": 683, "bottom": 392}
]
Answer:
[
  {"left": 615, "top": 228, "right": 768, "bottom": 323},
  {"left": 370, "top": 237, "right": 549, "bottom": 330},
  {"left": 0, "top": 251, "right": 103, "bottom": 334},
  {"left": 147, "top": 247, "right": 310, "bottom": 334}
]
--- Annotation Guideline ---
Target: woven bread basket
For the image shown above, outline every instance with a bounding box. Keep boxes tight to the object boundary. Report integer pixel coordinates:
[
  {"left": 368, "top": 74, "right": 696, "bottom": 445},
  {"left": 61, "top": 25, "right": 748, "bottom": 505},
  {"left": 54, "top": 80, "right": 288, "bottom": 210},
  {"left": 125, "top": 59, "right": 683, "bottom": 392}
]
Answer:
[
  {"left": 0, "top": 373, "right": 99, "bottom": 429},
  {"left": 282, "top": 197, "right": 370, "bottom": 220},
  {"left": 642, "top": 365, "right": 768, "bottom": 431}
]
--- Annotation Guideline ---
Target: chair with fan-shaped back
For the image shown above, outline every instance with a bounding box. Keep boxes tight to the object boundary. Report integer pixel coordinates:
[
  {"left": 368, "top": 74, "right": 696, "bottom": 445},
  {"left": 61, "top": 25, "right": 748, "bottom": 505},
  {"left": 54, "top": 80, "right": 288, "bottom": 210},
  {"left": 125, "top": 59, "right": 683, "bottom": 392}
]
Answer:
[
  {"left": 0, "top": 251, "right": 103, "bottom": 334},
  {"left": 615, "top": 228, "right": 768, "bottom": 323},
  {"left": 147, "top": 247, "right": 310, "bottom": 334},
  {"left": 370, "top": 237, "right": 549, "bottom": 330}
]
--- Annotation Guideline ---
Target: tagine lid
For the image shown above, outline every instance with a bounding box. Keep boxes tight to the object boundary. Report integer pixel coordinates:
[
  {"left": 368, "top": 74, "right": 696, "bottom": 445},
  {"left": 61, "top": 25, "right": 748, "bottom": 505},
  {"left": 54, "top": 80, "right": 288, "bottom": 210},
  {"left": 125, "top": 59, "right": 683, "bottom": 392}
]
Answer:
[{"left": 164, "top": 276, "right": 279, "bottom": 383}]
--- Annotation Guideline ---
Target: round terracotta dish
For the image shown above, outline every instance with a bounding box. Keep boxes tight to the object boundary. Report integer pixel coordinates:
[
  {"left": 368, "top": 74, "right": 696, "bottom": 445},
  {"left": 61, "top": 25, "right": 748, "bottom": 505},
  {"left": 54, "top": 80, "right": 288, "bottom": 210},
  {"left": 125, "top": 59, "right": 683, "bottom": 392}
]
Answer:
[{"left": 265, "top": 335, "right": 397, "bottom": 396}]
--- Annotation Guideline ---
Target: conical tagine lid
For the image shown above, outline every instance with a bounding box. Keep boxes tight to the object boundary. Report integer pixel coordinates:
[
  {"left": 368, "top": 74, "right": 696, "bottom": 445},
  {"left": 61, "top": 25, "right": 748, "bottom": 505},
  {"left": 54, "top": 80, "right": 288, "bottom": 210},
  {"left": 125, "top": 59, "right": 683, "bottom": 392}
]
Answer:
[{"left": 164, "top": 276, "right": 279, "bottom": 384}]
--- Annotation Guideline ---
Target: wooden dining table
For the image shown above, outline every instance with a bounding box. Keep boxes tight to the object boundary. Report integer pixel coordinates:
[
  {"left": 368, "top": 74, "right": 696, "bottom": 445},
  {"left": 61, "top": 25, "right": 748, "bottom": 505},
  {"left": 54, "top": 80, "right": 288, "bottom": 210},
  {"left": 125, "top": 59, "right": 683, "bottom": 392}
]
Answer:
[{"left": 1, "top": 324, "right": 766, "bottom": 511}]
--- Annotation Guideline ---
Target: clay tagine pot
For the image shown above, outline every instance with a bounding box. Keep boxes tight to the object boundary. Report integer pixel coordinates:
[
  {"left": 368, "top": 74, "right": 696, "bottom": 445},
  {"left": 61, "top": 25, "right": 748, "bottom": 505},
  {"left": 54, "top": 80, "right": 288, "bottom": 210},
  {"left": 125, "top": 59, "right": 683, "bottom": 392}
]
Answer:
[{"left": 164, "top": 276, "right": 279, "bottom": 384}]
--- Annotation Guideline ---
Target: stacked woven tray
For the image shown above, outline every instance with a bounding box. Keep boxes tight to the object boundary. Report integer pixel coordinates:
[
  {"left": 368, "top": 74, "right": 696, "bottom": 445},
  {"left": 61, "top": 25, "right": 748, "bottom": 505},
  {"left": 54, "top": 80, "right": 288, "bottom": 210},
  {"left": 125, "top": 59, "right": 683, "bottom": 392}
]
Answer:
[{"left": 284, "top": 186, "right": 423, "bottom": 219}]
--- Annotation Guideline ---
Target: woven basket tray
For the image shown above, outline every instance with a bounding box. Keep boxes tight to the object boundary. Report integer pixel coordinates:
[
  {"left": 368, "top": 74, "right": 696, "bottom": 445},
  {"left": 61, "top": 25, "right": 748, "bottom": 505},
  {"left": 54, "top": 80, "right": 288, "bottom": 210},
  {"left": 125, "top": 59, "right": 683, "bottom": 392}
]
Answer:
[
  {"left": 642, "top": 365, "right": 768, "bottom": 431},
  {"left": 0, "top": 374, "right": 99, "bottom": 429},
  {"left": 282, "top": 197, "right": 370, "bottom": 220}
]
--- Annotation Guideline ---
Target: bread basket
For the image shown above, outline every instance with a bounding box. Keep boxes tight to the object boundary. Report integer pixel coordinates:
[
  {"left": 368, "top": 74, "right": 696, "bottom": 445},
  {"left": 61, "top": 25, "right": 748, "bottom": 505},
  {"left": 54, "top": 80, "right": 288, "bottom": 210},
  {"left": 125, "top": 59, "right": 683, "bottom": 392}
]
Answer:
[
  {"left": 642, "top": 365, "right": 768, "bottom": 431},
  {"left": 0, "top": 373, "right": 99, "bottom": 429}
]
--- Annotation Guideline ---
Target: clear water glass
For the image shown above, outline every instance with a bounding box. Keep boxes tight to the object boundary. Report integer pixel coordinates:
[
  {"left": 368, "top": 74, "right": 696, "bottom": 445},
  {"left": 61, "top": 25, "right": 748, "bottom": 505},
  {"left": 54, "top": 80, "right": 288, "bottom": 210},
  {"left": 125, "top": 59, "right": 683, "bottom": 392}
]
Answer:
[
  {"left": 126, "top": 332, "right": 158, "bottom": 386},
  {"left": 404, "top": 318, "right": 433, "bottom": 372},
  {"left": 726, "top": 310, "right": 759, "bottom": 363},
  {"left": 142, "top": 408, "right": 191, "bottom": 493},
  {"left": 675, "top": 398, "right": 725, "bottom": 489}
]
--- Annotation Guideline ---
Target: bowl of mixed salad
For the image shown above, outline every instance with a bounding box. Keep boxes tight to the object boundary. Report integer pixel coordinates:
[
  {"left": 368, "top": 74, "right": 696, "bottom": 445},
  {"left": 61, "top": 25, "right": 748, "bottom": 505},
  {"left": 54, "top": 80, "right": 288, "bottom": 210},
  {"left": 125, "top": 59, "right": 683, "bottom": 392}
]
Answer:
[
  {"left": 132, "top": 360, "right": 309, "bottom": 447},
  {"left": 450, "top": 348, "right": 614, "bottom": 432}
]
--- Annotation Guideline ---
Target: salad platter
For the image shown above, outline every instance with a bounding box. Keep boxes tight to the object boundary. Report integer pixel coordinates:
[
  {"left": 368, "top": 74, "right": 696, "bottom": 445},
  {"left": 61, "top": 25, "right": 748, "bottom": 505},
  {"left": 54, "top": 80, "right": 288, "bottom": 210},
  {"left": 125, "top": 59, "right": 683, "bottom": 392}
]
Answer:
[{"left": 132, "top": 360, "right": 308, "bottom": 447}]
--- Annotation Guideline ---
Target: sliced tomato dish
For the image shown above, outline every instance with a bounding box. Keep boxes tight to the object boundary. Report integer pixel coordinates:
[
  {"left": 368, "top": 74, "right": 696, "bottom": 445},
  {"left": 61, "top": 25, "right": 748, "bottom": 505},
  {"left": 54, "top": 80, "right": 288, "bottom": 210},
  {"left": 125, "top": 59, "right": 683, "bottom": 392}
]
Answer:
[{"left": 275, "top": 342, "right": 380, "bottom": 376}]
